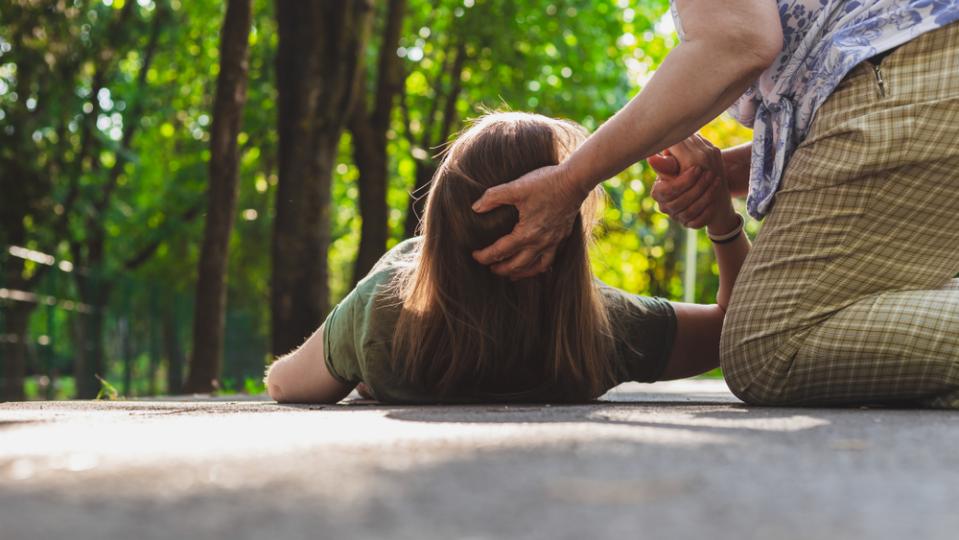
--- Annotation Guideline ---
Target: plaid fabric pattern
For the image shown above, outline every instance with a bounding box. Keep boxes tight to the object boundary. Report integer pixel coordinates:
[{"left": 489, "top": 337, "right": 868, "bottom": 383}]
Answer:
[{"left": 720, "top": 22, "right": 959, "bottom": 408}]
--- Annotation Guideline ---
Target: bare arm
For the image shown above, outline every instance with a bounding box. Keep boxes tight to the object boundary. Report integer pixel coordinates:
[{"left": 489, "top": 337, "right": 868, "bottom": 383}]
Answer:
[
  {"left": 709, "top": 213, "right": 751, "bottom": 312},
  {"left": 722, "top": 142, "right": 752, "bottom": 198},
  {"left": 659, "top": 302, "right": 724, "bottom": 379},
  {"left": 264, "top": 322, "right": 354, "bottom": 403},
  {"left": 658, "top": 229, "right": 750, "bottom": 380}
]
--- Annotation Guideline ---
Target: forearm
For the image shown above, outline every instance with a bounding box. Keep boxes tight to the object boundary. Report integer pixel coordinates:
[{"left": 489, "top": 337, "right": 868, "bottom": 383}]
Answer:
[
  {"left": 659, "top": 302, "right": 723, "bottom": 380},
  {"left": 563, "top": 40, "right": 769, "bottom": 193},
  {"left": 708, "top": 213, "right": 750, "bottom": 311},
  {"left": 722, "top": 142, "right": 752, "bottom": 197}
]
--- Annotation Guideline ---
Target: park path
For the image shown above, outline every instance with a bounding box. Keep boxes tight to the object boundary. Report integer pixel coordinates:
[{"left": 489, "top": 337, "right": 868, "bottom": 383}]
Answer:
[{"left": 1, "top": 380, "right": 957, "bottom": 540}]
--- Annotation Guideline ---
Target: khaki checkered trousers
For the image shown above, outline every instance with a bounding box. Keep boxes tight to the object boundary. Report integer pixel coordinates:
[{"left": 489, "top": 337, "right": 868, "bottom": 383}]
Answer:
[{"left": 721, "top": 22, "right": 959, "bottom": 408}]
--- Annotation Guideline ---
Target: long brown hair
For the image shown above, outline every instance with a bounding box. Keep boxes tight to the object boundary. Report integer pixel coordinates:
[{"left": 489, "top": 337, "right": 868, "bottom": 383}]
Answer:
[{"left": 391, "top": 112, "right": 615, "bottom": 401}]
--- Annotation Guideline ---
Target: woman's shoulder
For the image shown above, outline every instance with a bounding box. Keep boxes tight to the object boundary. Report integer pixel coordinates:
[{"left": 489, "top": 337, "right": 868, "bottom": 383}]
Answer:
[
  {"left": 361, "top": 237, "right": 421, "bottom": 281},
  {"left": 349, "top": 236, "right": 421, "bottom": 301}
]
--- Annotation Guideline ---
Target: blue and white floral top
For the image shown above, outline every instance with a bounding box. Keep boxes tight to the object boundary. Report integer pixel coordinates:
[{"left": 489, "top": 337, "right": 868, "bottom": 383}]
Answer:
[{"left": 669, "top": 1, "right": 959, "bottom": 219}]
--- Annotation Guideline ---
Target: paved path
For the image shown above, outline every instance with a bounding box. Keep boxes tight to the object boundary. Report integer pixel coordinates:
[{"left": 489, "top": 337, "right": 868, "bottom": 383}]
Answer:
[{"left": 1, "top": 380, "right": 957, "bottom": 540}]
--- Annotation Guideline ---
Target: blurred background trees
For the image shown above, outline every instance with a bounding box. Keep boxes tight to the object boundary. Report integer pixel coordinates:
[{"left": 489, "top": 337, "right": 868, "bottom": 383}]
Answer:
[{"left": 0, "top": 0, "right": 751, "bottom": 401}]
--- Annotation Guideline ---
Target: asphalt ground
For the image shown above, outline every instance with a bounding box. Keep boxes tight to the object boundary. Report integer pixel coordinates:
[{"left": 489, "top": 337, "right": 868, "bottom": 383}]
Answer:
[{"left": 2, "top": 380, "right": 957, "bottom": 540}]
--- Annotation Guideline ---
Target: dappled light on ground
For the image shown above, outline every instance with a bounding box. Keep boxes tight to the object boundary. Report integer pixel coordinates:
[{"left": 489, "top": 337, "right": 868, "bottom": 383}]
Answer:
[{"left": 2, "top": 381, "right": 958, "bottom": 540}]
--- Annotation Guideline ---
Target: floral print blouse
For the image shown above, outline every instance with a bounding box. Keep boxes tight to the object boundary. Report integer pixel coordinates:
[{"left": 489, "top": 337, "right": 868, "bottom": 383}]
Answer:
[{"left": 669, "top": 1, "right": 959, "bottom": 219}]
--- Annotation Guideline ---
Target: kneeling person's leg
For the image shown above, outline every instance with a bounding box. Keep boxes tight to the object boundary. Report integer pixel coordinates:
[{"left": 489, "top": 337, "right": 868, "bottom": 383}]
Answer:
[{"left": 784, "top": 284, "right": 959, "bottom": 405}]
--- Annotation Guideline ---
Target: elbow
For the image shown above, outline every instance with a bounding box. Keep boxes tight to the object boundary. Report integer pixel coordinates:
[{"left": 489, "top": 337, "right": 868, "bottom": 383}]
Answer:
[
  {"left": 728, "top": 14, "right": 784, "bottom": 74},
  {"left": 699, "top": 22, "right": 783, "bottom": 78},
  {"left": 720, "top": 28, "right": 782, "bottom": 79},
  {"left": 264, "top": 362, "right": 287, "bottom": 402},
  {"left": 743, "top": 26, "right": 783, "bottom": 73},
  {"left": 267, "top": 382, "right": 286, "bottom": 403}
]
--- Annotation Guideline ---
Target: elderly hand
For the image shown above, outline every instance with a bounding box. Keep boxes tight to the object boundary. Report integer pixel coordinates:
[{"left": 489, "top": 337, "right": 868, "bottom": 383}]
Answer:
[
  {"left": 471, "top": 163, "right": 589, "bottom": 280},
  {"left": 649, "top": 134, "right": 733, "bottom": 230}
]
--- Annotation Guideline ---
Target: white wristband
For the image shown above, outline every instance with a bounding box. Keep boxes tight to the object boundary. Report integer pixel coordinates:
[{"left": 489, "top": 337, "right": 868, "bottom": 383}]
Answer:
[{"left": 707, "top": 213, "right": 745, "bottom": 243}]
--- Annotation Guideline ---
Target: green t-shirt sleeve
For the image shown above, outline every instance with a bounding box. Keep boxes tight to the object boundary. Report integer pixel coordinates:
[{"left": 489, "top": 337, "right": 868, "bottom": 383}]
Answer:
[
  {"left": 322, "top": 237, "right": 420, "bottom": 386},
  {"left": 598, "top": 281, "right": 677, "bottom": 383},
  {"left": 322, "top": 265, "right": 398, "bottom": 386},
  {"left": 323, "top": 286, "right": 364, "bottom": 385}
]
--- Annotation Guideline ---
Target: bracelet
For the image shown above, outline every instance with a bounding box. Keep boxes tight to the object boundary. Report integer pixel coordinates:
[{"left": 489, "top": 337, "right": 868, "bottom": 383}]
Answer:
[
  {"left": 707, "top": 213, "right": 745, "bottom": 244},
  {"left": 711, "top": 230, "right": 742, "bottom": 244}
]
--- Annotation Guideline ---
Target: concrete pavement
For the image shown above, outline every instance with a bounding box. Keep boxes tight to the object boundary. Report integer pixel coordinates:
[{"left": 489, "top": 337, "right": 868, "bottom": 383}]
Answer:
[{"left": 1, "top": 380, "right": 957, "bottom": 540}]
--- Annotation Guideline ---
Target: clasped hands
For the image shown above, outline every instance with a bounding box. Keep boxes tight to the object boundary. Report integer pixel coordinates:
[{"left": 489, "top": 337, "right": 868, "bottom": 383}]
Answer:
[{"left": 471, "top": 134, "right": 737, "bottom": 280}]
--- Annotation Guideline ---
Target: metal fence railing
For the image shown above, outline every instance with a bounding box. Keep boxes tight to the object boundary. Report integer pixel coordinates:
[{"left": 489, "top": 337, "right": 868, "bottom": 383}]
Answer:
[{"left": 1, "top": 245, "right": 269, "bottom": 400}]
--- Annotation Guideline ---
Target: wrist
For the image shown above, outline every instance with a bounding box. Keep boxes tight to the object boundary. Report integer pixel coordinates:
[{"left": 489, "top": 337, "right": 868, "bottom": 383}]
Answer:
[
  {"left": 558, "top": 159, "right": 595, "bottom": 201},
  {"left": 706, "top": 205, "right": 739, "bottom": 236},
  {"left": 721, "top": 143, "right": 751, "bottom": 197}
]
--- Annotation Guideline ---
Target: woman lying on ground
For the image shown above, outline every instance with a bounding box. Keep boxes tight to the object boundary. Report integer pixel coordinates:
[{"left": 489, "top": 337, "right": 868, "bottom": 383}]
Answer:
[{"left": 264, "top": 112, "right": 749, "bottom": 404}]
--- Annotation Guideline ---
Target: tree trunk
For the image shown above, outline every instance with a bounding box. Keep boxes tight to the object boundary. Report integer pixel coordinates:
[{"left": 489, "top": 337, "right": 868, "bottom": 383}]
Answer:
[
  {"left": 73, "top": 261, "right": 111, "bottom": 399},
  {"left": 75, "top": 304, "right": 107, "bottom": 399},
  {"left": 350, "top": 94, "right": 391, "bottom": 284},
  {"left": 121, "top": 317, "right": 133, "bottom": 396},
  {"left": 69, "top": 312, "right": 87, "bottom": 398},
  {"left": 163, "top": 306, "right": 185, "bottom": 395},
  {"left": 2, "top": 303, "right": 33, "bottom": 402},
  {"left": 147, "top": 293, "right": 160, "bottom": 396},
  {"left": 0, "top": 144, "right": 59, "bottom": 401},
  {"left": 147, "top": 321, "right": 158, "bottom": 396},
  {"left": 184, "top": 0, "right": 252, "bottom": 394},
  {"left": 350, "top": 0, "right": 407, "bottom": 283},
  {"left": 271, "top": 0, "right": 373, "bottom": 356}
]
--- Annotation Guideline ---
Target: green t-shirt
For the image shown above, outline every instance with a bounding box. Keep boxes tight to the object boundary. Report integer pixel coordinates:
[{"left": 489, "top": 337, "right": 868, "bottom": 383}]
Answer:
[{"left": 323, "top": 238, "right": 677, "bottom": 403}]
